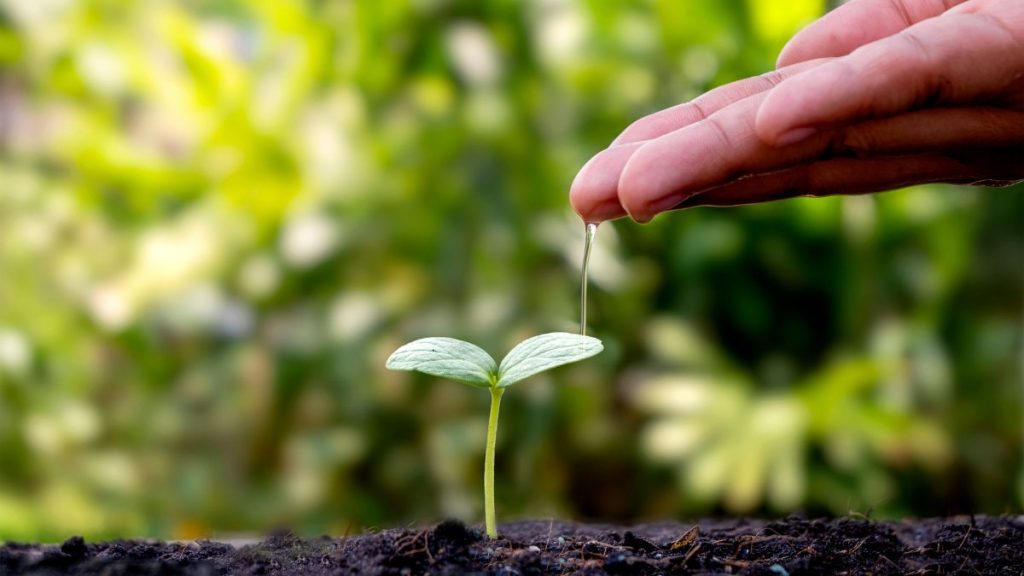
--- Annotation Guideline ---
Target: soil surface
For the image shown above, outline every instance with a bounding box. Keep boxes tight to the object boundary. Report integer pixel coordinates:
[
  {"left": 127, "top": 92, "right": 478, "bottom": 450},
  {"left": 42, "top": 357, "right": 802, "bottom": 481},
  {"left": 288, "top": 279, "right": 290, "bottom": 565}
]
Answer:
[{"left": 2, "top": 516, "right": 1022, "bottom": 575}]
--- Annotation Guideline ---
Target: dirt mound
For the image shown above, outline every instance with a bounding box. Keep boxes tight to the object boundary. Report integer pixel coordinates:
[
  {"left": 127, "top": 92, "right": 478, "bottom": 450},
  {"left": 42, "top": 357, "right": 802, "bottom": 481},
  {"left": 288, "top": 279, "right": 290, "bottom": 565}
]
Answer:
[{"left": 2, "top": 515, "right": 1021, "bottom": 575}]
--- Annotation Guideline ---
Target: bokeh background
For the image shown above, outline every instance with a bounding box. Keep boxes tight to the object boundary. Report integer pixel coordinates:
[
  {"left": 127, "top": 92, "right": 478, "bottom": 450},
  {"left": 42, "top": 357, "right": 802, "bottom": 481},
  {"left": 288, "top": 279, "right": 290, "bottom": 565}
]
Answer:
[{"left": 1, "top": 0, "right": 1021, "bottom": 541}]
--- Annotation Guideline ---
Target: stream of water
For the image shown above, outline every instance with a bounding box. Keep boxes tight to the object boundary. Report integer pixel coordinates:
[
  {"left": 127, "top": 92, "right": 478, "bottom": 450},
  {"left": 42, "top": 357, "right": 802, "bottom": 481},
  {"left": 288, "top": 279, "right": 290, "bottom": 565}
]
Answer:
[{"left": 580, "top": 221, "right": 598, "bottom": 336}]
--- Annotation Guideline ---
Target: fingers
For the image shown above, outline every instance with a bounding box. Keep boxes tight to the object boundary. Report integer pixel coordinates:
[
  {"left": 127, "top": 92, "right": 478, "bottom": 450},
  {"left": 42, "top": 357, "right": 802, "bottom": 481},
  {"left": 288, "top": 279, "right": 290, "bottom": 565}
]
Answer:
[
  {"left": 617, "top": 104, "right": 1024, "bottom": 221},
  {"left": 777, "top": 0, "right": 966, "bottom": 67},
  {"left": 611, "top": 58, "right": 827, "bottom": 146},
  {"left": 572, "top": 58, "right": 831, "bottom": 221},
  {"left": 837, "top": 107, "right": 1024, "bottom": 152},
  {"left": 615, "top": 92, "right": 766, "bottom": 221},
  {"left": 570, "top": 142, "right": 643, "bottom": 221},
  {"left": 573, "top": 0, "right": 1024, "bottom": 223},
  {"left": 666, "top": 152, "right": 1015, "bottom": 211},
  {"left": 758, "top": 5, "right": 1024, "bottom": 146}
]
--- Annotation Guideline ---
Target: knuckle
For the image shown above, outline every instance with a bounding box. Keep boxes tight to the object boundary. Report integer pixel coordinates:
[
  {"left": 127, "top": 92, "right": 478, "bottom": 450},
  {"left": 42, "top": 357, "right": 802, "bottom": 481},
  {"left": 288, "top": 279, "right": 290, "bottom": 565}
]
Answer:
[
  {"left": 899, "top": 30, "right": 931, "bottom": 60},
  {"left": 705, "top": 116, "right": 735, "bottom": 150},
  {"left": 690, "top": 99, "right": 710, "bottom": 122},
  {"left": 757, "top": 69, "right": 786, "bottom": 89},
  {"left": 887, "top": 0, "right": 916, "bottom": 27}
]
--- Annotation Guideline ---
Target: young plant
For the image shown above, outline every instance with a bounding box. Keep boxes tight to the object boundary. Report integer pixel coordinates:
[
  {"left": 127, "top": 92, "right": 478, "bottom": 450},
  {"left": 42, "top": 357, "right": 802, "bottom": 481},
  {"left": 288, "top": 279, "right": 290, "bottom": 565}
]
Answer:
[{"left": 386, "top": 332, "right": 602, "bottom": 538}]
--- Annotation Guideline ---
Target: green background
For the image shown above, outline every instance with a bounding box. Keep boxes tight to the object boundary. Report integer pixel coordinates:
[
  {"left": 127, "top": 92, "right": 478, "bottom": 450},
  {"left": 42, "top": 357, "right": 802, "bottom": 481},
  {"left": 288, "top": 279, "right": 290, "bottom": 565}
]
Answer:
[{"left": 0, "top": 0, "right": 1021, "bottom": 540}]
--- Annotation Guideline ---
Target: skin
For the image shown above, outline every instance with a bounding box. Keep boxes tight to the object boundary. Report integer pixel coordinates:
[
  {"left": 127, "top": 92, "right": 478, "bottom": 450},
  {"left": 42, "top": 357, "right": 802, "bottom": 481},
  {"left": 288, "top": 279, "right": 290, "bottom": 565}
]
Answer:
[{"left": 570, "top": 0, "right": 1024, "bottom": 223}]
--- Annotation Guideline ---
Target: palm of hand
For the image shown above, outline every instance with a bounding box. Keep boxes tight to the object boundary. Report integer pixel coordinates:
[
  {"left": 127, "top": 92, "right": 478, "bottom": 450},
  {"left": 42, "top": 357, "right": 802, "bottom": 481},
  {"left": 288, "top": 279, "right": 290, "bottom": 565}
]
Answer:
[{"left": 571, "top": 0, "right": 1024, "bottom": 223}]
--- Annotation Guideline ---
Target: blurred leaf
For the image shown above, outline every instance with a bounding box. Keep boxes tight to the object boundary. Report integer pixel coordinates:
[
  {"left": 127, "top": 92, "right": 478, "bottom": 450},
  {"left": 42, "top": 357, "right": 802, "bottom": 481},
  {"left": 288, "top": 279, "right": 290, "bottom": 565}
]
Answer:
[{"left": 746, "top": 0, "right": 823, "bottom": 43}]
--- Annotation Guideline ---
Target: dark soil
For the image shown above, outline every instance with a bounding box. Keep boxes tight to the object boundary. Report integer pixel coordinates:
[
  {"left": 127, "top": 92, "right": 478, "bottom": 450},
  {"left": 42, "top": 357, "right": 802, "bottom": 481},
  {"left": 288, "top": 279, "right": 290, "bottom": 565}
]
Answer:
[{"left": 2, "top": 516, "right": 1022, "bottom": 575}]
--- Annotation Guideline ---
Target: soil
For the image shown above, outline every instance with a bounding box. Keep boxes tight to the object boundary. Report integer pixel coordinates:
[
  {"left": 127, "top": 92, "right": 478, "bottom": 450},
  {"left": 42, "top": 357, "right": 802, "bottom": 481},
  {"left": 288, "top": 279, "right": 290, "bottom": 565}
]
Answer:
[{"left": 2, "top": 515, "right": 1022, "bottom": 575}]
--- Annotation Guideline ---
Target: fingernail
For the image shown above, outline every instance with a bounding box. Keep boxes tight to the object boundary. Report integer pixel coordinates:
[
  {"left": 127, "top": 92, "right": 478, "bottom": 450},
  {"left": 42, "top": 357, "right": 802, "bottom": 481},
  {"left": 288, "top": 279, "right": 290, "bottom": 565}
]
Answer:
[{"left": 775, "top": 127, "right": 817, "bottom": 146}]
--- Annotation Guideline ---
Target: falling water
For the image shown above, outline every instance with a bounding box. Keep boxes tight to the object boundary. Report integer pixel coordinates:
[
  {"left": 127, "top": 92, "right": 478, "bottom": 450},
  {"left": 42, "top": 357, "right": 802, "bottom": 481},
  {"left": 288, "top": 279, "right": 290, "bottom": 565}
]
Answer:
[{"left": 580, "top": 221, "right": 598, "bottom": 336}]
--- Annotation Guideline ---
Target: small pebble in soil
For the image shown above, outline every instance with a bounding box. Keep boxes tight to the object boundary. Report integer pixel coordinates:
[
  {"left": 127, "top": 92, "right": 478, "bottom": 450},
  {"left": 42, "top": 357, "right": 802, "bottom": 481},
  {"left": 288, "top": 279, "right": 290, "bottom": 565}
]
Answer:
[
  {"left": 527, "top": 545, "right": 540, "bottom": 553},
  {"left": 60, "top": 536, "right": 87, "bottom": 558},
  {"left": 623, "top": 531, "right": 661, "bottom": 553},
  {"left": 431, "top": 517, "right": 480, "bottom": 549}
]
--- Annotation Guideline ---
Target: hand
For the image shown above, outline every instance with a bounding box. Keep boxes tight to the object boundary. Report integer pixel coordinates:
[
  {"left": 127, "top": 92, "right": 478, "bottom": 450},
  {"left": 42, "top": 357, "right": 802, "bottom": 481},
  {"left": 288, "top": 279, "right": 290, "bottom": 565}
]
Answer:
[{"left": 571, "top": 0, "right": 1024, "bottom": 223}]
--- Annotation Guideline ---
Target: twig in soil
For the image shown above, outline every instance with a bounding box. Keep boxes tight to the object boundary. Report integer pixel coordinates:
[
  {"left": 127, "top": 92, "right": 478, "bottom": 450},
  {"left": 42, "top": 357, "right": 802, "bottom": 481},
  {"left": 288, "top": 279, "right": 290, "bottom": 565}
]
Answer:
[
  {"left": 393, "top": 530, "right": 433, "bottom": 564},
  {"left": 877, "top": 554, "right": 899, "bottom": 571},
  {"left": 422, "top": 531, "right": 434, "bottom": 563},
  {"left": 544, "top": 519, "right": 554, "bottom": 551},
  {"left": 733, "top": 533, "right": 802, "bottom": 558},
  {"left": 583, "top": 540, "right": 629, "bottom": 553},
  {"left": 955, "top": 526, "right": 972, "bottom": 551},
  {"left": 792, "top": 544, "right": 817, "bottom": 558},
  {"left": 576, "top": 539, "right": 631, "bottom": 563},
  {"left": 670, "top": 525, "right": 699, "bottom": 551},
  {"left": 394, "top": 533, "right": 416, "bottom": 552},
  {"left": 735, "top": 534, "right": 778, "bottom": 548},
  {"left": 683, "top": 542, "right": 702, "bottom": 565},
  {"left": 715, "top": 555, "right": 751, "bottom": 569},
  {"left": 848, "top": 536, "right": 869, "bottom": 554},
  {"left": 761, "top": 525, "right": 810, "bottom": 541}
]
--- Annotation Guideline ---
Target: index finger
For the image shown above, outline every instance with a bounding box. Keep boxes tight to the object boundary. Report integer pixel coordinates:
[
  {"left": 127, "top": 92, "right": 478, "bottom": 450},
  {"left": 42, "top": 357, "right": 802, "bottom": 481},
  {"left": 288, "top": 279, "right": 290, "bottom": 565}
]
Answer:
[
  {"left": 612, "top": 58, "right": 828, "bottom": 145},
  {"left": 777, "top": 0, "right": 966, "bottom": 67},
  {"left": 573, "top": 59, "right": 829, "bottom": 221}
]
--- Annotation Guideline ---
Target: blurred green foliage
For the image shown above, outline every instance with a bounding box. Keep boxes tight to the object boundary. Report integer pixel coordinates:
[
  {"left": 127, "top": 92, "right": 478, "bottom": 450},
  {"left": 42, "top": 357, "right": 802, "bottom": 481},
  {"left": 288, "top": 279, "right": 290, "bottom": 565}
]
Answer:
[{"left": 0, "top": 0, "right": 1021, "bottom": 540}]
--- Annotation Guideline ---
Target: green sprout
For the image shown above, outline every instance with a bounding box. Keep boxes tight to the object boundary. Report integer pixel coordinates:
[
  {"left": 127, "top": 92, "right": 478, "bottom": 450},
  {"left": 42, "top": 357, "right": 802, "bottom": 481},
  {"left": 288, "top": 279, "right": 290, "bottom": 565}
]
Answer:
[{"left": 386, "top": 332, "right": 603, "bottom": 538}]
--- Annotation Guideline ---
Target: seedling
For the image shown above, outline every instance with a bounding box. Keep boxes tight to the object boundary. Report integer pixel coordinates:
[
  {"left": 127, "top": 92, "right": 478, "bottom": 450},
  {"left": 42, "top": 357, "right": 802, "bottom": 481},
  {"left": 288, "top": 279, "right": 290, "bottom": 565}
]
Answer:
[{"left": 386, "top": 332, "right": 603, "bottom": 538}]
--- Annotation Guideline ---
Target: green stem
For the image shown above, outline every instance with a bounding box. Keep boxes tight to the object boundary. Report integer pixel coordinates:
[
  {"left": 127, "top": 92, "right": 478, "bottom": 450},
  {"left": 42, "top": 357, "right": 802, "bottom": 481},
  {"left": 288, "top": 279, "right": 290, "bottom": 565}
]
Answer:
[{"left": 484, "top": 386, "right": 504, "bottom": 538}]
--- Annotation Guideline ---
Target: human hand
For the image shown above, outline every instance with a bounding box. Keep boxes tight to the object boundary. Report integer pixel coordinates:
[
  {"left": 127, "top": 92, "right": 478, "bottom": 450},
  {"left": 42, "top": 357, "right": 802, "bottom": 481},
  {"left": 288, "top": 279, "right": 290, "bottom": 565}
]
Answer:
[{"left": 571, "top": 0, "right": 1024, "bottom": 223}]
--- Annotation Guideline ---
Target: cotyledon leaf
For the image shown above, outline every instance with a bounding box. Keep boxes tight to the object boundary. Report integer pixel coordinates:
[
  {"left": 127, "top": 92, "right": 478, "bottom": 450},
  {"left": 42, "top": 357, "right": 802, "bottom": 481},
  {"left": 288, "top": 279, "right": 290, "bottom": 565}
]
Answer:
[
  {"left": 496, "top": 332, "right": 603, "bottom": 388},
  {"left": 386, "top": 337, "right": 497, "bottom": 387}
]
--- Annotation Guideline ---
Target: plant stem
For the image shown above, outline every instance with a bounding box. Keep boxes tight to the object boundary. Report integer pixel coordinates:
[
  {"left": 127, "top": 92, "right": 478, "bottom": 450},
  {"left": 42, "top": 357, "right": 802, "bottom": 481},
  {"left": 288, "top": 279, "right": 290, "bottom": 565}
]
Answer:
[{"left": 484, "top": 386, "right": 504, "bottom": 538}]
